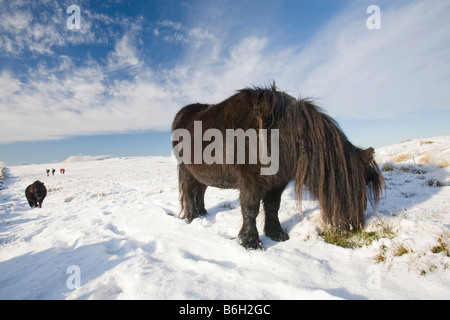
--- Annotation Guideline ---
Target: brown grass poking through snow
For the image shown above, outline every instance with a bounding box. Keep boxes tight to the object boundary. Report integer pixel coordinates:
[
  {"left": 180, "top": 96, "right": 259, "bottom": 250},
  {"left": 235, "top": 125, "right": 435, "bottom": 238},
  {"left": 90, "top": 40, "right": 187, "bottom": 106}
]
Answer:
[{"left": 391, "top": 154, "right": 413, "bottom": 163}]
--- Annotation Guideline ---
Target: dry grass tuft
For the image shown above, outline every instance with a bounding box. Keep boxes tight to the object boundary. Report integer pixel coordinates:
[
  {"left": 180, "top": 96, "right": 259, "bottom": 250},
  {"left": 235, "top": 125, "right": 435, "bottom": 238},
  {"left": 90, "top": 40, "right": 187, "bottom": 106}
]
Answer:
[
  {"left": 437, "top": 159, "right": 450, "bottom": 168},
  {"left": 391, "top": 154, "right": 413, "bottom": 163}
]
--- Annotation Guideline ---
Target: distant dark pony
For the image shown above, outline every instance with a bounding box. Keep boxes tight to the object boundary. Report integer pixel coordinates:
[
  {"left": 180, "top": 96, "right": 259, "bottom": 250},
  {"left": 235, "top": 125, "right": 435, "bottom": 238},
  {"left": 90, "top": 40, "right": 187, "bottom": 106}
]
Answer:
[
  {"left": 172, "top": 85, "right": 384, "bottom": 249},
  {"left": 25, "top": 180, "right": 47, "bottom": 208}
]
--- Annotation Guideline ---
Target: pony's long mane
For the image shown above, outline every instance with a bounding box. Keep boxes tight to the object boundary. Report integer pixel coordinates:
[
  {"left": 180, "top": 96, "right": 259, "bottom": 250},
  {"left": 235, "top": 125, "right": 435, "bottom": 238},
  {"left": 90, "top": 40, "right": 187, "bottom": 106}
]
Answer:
[
  {"left": 292, "top": 98, "right": 384, "bottom": 230},
  {"left": 240, "top": 85, "right": 384, "bottom": 230}
]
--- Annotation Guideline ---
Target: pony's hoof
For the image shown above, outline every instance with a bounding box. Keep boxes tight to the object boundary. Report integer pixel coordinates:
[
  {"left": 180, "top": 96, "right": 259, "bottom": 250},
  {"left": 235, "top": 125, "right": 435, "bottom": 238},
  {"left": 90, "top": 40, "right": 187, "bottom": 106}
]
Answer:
[
  {"left": 268, "top": 231, "right": 290, "bottom": 242},
  {"left": 265, "top": 225, "right": 290, "bottom": 242},
  {"left": 238, "top": 237, "right": 264, "bottom": 250}
]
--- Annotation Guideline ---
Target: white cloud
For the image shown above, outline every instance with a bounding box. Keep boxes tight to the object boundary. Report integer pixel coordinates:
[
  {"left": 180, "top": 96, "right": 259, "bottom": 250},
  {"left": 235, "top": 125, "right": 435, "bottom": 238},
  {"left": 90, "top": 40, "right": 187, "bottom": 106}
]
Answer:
[
  {"left": 155, "top": 20, "right": 216, "bottom": 45},
  {"left": 180, "top": 0, "right": 450, "bottom": 121},
  {"left": 0, "top": 0, "right": 127, "bottom": 56},
  {"left": 1, "top": 0, "right": 449, "bottom": 144},
  {"left": 0, "top": 58, "right": 182, "bottom": 143},
  {"left": 169, "top": 0, "right": 450, "bottom": 120},
  {"left": 105, "top": 33, "right": 141, "bottom": 72},
  {"left": 0, "top": 71, "right": 22, "bottom": 95},
  {"left": 282, "top": 0, "right": 450, "bottom": 119},
  {"left": 0, "top": 10, "right": 32, "bottom": 32},
  {"left": 188, "top": 28, "right": 214, "bottom": 41},
  {"left": 159, "top": 20, "right": 183, "bottom": 31}
]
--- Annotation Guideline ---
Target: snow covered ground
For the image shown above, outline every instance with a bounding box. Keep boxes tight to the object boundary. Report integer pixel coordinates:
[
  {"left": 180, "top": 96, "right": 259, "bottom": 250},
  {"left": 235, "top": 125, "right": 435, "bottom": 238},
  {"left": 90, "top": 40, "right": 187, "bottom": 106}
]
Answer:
[{"left": 0, "top": 137, "right": 449, "bottom": 300}]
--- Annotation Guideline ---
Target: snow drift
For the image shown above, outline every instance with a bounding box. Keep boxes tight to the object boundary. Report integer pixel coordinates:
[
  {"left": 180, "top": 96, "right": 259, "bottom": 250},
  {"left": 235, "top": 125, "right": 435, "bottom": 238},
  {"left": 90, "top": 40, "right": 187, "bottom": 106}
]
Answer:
[{"left": 0, "top": 137, "right": 449, "bottom": 299}]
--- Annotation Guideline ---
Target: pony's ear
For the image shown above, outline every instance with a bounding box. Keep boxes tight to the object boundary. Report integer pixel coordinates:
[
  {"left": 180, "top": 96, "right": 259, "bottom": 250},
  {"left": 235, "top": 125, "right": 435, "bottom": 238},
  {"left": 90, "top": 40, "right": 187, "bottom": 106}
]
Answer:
[{"left": 361, "top": 147, "right": 375, "bottom": 161}]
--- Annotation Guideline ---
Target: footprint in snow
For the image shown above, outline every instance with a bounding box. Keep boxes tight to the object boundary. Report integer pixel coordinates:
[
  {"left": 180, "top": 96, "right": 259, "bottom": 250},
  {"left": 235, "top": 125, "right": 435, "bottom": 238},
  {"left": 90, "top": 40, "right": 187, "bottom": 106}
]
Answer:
[{"left": 103, "top": 223, "right": 125, "bottom": 236}]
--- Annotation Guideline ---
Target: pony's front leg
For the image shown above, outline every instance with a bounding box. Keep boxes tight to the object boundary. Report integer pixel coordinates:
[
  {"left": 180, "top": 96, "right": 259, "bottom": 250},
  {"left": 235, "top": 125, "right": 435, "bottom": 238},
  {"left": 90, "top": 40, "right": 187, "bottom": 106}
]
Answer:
[
  {"left": 263, "top": 187, "right": 289, "bottom": 242},
  {"left": 238, "top": 192, "right": 262, "bottom": 250}
]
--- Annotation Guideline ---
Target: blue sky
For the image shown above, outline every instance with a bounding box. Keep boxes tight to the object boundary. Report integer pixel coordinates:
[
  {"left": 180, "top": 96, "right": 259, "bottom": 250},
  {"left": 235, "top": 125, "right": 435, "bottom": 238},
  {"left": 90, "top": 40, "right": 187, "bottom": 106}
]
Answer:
[{"left": 1, "top": 0, "right": 449, "bottom": 166}]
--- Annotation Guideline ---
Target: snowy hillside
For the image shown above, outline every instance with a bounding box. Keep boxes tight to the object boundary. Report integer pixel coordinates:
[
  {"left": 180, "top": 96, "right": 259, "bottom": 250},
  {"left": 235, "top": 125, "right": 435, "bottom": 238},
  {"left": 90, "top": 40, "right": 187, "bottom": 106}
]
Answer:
[{"left": 0, "top": 137, "right": 449, "bottom": 300}]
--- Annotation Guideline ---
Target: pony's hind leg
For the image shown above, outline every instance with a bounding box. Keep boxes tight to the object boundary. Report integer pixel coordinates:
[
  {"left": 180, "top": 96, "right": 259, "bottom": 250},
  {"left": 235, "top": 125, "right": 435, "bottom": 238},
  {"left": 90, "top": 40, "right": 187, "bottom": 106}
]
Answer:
[
  {"left": 178, "top": 165, "right": 207, "bottom": 222},
  {"left": 27, "top": 199, "right": 35, "bottom": 208},
  {"left": 195, "top": 184, "right": 207, "bottom": 216},
  {"left": 32, "top": 197, "right": 39, "bottom": 208},
  {"left": 263, "top": 187, "right": 289, "bottom": 242}
]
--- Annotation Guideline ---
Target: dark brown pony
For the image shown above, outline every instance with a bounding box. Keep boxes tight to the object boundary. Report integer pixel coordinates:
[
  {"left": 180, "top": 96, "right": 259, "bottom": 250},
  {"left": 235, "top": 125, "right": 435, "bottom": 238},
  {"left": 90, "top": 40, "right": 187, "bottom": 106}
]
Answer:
[
  {"left": 25, "top": 180, "right": 47, "bottom": 208},
  {"left": 172, "top": 84, "right": 384, "bottom": 249}
]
